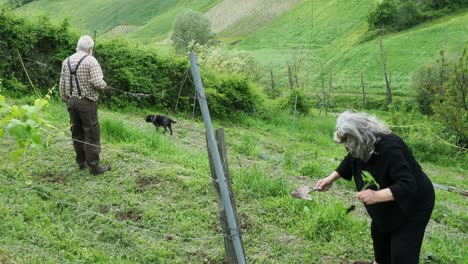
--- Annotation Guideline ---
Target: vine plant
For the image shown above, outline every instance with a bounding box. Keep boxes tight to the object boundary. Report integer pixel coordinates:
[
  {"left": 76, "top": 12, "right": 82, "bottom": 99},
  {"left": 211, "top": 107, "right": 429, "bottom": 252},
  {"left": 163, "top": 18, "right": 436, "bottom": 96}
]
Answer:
[{"left": 0, "top": 88, "right": 54, "bottom": 160}]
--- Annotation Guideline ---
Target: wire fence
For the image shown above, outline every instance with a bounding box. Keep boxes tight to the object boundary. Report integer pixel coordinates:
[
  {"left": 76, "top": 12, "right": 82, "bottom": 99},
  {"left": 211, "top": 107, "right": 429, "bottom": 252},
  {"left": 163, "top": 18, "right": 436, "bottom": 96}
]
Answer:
[
  {"left": 54, "top": 134, "right": 219, "bottom": 183},
  {"left": 0, "top": 174, "right": 226, "bottom": 243},
  {"left": 0, "top": 131, "right": 233, "bottom": 244}
]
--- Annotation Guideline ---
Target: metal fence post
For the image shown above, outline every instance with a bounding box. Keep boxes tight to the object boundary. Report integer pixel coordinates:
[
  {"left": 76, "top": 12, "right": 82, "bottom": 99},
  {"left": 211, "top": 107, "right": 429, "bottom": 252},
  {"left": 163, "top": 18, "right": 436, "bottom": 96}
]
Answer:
[{"left": 188, "top": 52, "right": 246, "bottom": 264}]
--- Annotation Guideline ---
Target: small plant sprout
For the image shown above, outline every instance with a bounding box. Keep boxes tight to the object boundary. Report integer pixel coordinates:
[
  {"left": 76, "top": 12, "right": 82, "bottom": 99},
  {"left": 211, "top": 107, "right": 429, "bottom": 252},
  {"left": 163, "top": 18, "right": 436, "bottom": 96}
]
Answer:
[{"left": 361, "top": 171, "right": 380, "bottom": 190}]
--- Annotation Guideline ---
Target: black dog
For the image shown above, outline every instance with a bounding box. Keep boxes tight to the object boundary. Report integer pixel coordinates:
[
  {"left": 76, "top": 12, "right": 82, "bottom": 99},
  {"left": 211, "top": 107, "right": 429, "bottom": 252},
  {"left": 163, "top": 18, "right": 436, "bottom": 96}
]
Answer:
[{"left": 145, "top": 114, "right": 177, "bottom": 135}]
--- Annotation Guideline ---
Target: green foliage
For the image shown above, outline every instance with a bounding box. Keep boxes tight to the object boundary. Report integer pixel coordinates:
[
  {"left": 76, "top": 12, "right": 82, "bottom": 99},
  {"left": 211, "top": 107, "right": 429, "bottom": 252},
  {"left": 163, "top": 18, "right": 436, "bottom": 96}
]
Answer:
[
  {"left": 192, "top": 43, "right": 261, "bottom": 81},
  {"left": 414, "top": 65, "right": 437, "bottom": 115},
  {"left": 368, "top": 0, "right": 399, "bottom": 29},
  {"left": 361, "top": 171, "right": 380, "bottom": 190},
  {"left": 7, "top": 0, "right": 35, "bottom": 8},
  {"left": 203, "top": 73, "right": 260, "bottom": 119},
  {"left": 0, "top": 12, "right": 261, "bottom": 119},
  {"left": 413, "top": 47, "right": 468, "bottom": 146},
  {"left": 0, "top": 12, "right": 75, "bottom": 90},
  {"left": 95, "top": 39, "right": 192, "bottom": 111},
  {"left": 368, "top": 0, "right": 468, "bottom": 31},
  {"left": 0, "top": 93, "right": 53, "bottom": 160},
  {"left": 282, "top": 89, "right": 312, "bottom": 115},
  {"left": 386, "top": 106, "right": 467, "bottom": 168},
  {"left": 171, "top": 9, "right": 212, "bottom": 53}
]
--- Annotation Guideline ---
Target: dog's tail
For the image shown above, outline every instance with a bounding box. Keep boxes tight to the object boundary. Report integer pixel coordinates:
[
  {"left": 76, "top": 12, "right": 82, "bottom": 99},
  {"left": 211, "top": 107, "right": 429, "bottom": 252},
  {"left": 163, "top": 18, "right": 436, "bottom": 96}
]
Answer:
[{"left": 170, "top": 119, "right": 177, "bottom": 124}]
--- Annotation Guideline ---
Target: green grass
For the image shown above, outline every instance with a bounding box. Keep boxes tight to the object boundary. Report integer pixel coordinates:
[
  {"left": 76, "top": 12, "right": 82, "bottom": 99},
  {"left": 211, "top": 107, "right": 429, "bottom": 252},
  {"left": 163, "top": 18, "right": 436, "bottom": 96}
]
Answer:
[
  {"left": 0, "top": 96, "right": 466, "bottom": 263},
  {"left": 231, "top": 0, "right": 468, "bottom": 92},
  {"left": 8, "top": 0, "right": 468, "bottom": 92},
  {"left": 12, "top": 0, "right": 221, "bottom": 41}
]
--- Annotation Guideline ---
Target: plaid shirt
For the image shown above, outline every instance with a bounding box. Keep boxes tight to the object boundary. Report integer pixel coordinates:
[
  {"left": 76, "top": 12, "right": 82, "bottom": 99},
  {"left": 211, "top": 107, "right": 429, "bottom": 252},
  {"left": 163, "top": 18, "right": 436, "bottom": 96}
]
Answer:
[{"left": 59, "top": 51, "right": 107, "bottom": 101}]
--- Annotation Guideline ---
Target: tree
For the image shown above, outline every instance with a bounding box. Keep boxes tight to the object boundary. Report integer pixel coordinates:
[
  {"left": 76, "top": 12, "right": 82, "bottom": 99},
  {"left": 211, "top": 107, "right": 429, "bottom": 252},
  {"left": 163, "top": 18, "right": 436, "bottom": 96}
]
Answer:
[
  {"left": 368, "top": 0, "right": 399, "bottom": 29},
  {"left": 171, "top": 10, "right": 212, "bottom": 53},
  {"left": 414, "top": 47, "right": 468, "bottom": 146}
]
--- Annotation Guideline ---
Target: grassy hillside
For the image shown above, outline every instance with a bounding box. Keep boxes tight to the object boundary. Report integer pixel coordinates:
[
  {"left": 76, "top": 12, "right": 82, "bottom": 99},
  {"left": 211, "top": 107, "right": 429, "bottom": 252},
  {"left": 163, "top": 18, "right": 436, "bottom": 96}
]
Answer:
[
  {"left": 233, "top": 0, "right": 468, "bottom": 92},
  {"left": 0, "top": 94, "right": 467, "bottom": 263},
  {"left": 206, "top": 0, "right": 300, "bottom": 36},
  {"left": 11, "top": 0, "right": 221, "bottom": 42},
  {"left": 8, "top": 0, "right": 468, "bottom": 92}
]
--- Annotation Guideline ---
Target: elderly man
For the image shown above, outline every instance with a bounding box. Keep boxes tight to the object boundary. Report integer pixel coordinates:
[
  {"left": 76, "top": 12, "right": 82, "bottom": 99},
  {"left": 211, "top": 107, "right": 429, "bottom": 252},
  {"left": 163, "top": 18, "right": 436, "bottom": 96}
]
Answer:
[{"left": 59, "top": 35, "right": 111, "bottom": 175}]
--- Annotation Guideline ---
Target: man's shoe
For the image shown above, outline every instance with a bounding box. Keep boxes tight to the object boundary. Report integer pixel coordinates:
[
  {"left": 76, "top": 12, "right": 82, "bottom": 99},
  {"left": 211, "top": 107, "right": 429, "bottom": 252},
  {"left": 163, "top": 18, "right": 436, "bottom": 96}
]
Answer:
[{"left": 90, "top": 165, "right": 111, "bottom": 175}]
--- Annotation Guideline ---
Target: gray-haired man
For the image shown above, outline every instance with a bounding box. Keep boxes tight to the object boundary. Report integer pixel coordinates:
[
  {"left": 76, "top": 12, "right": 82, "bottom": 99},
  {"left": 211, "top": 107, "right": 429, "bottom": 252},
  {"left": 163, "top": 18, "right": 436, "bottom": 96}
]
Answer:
[{"left": 59, "top": 35, "right": 111, "bottom": 175}]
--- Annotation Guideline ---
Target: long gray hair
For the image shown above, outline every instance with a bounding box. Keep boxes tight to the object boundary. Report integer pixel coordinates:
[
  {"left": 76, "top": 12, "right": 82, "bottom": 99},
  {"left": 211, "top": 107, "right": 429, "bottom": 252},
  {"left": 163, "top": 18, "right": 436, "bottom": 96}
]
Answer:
[{"left": 334, "top": 110, "right": 391, "bottom": 161}]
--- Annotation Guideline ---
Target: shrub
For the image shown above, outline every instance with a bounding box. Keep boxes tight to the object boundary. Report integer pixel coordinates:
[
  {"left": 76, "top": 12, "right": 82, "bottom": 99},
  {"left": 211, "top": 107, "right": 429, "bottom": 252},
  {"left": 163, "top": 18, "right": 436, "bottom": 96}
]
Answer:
[
  {"left": 413, "top": 47, "right": 467, "bottom": 146},
  {"left": 283, "top": 89, "right": 312, "bottom": 115},
  {"left": 171, "top": 10, "right": 212, "bottom": 53},
  {"left": 368, "top": 0, "right": 467, "bottom": 31},
  {"left": 0, "top": 12, "right": 262, "bottom": 119},
  {"left": 368, "top": 0, "right": 399, "bottom": 29},
  {"left": 413, "top": 65, "right": 437, "bottom": 115},
  {"left": 203, "top": 73, "right": 260, "bottom": 119},
  {"left": 397, "top": 0, "right": 426, "bottom": 29},
  {"left": 192, "top": 43, "right": 261, "bottom": 82}
]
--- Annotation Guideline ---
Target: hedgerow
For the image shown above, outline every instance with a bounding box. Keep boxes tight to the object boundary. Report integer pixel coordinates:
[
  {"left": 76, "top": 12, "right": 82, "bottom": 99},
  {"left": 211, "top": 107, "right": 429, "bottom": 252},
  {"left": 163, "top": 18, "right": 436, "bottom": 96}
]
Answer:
[{"left": 0, "top": 11, "right": 259, "bottom": 119}]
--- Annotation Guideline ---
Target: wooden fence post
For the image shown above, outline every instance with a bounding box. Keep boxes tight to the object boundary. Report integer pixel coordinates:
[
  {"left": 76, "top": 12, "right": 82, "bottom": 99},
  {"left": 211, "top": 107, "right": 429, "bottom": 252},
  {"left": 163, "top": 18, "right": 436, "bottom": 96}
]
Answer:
[
  {"left": 361, "top": 71, "right": 366, "bottom": 109},
  {"left": 207, "top": 128, "right": 245, "bottom": 264},
  {"left": 288, "top": 64, "right": 294, "bottom": 90}
]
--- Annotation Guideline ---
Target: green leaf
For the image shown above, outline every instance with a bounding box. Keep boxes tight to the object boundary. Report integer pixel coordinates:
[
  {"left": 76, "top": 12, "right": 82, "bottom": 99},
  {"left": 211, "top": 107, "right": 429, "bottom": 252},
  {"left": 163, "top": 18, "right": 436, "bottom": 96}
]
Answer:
[
  {"left": 361, "top": 171, "right": 380, "bottom": 190},
  {"left": 34, "top": 98, "right": 49, "bottom": 110},
  {"left": 31, "top": 130, "right": 43, "bottom": 145},
  {"left": 6, "top": 119, "right": 29, "bottom": 140},
  {"left": 11, "top": 105, "right": 23, "bottom": 118},
  {"left": 0, "top": 128, "right": 3, "bottom": 138},
  {"left": 7, "top": 148, "right": 25, "bottom": 161}
]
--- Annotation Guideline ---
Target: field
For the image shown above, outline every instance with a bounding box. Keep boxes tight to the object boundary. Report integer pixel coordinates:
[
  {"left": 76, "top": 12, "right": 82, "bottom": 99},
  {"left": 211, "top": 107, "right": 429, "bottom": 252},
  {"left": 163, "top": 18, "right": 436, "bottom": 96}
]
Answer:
[
  {"left": 12, "top": 0, "right": 221, "bottom": 42},
  {"left": 8, "top": 0, "right": 468, "bottom": 91},
  {"left": 233, "top": 0, "right": 468, "bottom": 92},
  {"left": 0, "top": 95, "right": 466, "bottom": 263}
]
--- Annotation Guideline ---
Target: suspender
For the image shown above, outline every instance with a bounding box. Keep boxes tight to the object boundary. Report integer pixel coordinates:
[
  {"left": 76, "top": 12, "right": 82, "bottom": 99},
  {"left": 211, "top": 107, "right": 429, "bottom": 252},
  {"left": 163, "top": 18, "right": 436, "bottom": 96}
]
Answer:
[{"left": 67, "top": 55, "right": 88, "bottom": 98}]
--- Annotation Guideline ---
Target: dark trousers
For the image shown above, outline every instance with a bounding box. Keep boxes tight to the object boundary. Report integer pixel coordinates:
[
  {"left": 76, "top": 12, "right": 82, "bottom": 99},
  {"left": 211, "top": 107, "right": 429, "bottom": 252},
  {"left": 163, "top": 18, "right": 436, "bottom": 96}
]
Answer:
[
  {"left": 66, "top": 97, "right": 101, "bottom": 167},
  {"left": 371, "top": 209, "right": 433, "bottom": 264}
]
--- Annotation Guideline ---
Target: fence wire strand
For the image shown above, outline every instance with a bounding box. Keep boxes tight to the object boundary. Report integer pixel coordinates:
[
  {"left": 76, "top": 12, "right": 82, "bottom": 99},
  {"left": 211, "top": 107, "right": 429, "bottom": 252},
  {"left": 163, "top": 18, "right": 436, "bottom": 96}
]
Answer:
[{"left": 0, "top": 167, "right": 226, "bottom": 242}]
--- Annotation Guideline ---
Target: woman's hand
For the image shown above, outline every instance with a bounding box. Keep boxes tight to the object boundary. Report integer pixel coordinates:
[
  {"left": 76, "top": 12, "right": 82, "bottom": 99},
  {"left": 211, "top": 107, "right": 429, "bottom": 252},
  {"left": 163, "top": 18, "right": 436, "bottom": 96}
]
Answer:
[
  {"left": 316, "top": 171, "right": 341, "bottom": 192},
  {"left": 357, "top": 188, "right": 395, "bottom": 205},
  {"left": 356, "top": 189, "right": 379, "bottom": 204},
  {"left": 316, "top": 177, "right": 333, "bottom": 192}
]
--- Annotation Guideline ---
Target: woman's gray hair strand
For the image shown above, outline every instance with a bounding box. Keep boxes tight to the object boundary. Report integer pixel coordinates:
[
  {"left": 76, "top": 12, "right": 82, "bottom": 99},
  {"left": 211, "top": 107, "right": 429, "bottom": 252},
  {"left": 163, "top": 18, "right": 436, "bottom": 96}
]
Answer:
[{"left": 334, "top": 110, "right": 391, "bottom": 161}]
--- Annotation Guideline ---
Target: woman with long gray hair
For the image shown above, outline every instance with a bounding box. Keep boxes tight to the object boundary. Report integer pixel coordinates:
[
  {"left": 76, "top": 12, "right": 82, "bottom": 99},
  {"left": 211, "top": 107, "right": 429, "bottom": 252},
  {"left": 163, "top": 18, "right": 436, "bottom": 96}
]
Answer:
[{"left": 316, "top": 111, "right": 435, "bottom": 264}]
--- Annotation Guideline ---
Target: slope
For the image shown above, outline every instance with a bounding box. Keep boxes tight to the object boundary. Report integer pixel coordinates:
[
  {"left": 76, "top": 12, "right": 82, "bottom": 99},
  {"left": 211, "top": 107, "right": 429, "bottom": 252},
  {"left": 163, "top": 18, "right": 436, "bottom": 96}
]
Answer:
[
  {"left": 0, "top": 96, "right": 466, "bottom": 263},
  {"left": 230, "top": 0, "right": 468, "bottom": 92},
  {"left": 11, "top": 0, "right": 220, "bottom": 42},
  {"left": 8, "top": 0, "right": 468, "bottom": 91}
]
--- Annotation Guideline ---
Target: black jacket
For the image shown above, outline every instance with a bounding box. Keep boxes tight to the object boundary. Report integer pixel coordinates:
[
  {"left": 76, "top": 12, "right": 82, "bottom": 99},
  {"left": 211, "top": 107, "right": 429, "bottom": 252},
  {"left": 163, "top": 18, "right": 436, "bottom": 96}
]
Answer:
[{"left": 336, "top": 133, "right": 435, "bottom": 232}]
